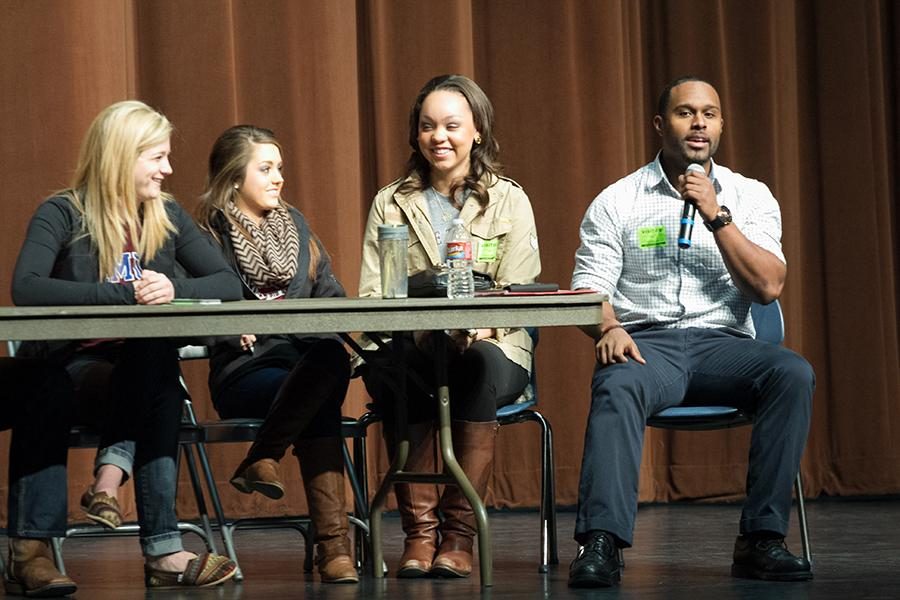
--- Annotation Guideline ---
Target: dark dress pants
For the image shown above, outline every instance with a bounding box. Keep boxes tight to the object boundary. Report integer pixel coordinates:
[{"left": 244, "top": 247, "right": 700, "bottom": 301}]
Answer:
[{"left": 575, "top": 327, "right": 814, "bottom": 547}]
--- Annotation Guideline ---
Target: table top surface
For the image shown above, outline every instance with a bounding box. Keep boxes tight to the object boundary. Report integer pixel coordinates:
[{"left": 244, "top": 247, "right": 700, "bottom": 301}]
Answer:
[{"left": 0, "top": 293, "right": 606, "bottom": 341}]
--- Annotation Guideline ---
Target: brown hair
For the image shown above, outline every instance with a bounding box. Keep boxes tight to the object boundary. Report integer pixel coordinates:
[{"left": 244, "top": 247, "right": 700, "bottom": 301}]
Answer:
[
  {"left": 397, "top": 74, "right": 502, "bottom": 211},
  {"left": 196, "top": 125, "right": 320, "bottom": 280}
]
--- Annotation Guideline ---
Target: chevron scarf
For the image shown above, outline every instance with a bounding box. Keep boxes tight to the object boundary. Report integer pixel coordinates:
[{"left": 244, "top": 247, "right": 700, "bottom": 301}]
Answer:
[{"left": 226, "top": 201, "right": 299, "bottom": 298}]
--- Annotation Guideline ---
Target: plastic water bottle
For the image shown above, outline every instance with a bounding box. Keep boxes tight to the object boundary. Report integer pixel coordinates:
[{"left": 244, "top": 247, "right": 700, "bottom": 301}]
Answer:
[{"left": 446, "top": 218, "right": 475, "bottom": 298}]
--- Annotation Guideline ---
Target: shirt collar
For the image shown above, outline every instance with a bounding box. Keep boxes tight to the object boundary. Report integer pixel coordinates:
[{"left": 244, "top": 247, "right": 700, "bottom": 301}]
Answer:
[{"left": 647, "top": 152, "right": 724, "bottom": 196}]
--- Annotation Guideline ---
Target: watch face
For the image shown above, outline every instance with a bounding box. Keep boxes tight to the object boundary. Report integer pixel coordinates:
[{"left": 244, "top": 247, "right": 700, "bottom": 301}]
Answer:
[{"left": 719, "top": 205, "right": 733, "bottom": 224}]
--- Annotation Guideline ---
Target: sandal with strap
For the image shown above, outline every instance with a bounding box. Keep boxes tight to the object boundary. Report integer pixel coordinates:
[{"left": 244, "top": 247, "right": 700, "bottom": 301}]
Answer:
[
  {"left": 144, "top": 553, "right": 237, "bottom": 589},
  {"left": 80, "top": 487, "right": 122, "bottom": 530}
]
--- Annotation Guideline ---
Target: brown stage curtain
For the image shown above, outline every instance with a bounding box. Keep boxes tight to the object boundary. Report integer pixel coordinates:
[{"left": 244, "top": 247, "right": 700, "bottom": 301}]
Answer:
[{"left": 0, "top": 0, "right": 897, "bottom": 525}]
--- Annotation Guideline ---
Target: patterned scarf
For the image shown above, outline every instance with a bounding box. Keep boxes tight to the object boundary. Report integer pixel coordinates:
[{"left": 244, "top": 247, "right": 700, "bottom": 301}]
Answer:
[{"left": 226, "top": 201, "right": 299, "bottom": 298}]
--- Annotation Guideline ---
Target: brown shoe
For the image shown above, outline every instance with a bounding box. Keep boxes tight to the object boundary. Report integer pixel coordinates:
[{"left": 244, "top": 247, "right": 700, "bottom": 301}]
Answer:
[
  {"left": 80, "top": 486, "right": 123, "bottom": 529},
  {"left": 230, "top": 458, "right": 285, "bottom": 500},
  {"left": 295, "top": 437, "right": 358, "bottom": 584},
  {"left": 388, "top": 422, "right": 440, "bottom": 578},
  {"left": 4, "top": 538, "right": 77, "bottom": 597},
  {"left": 430, "top": 420, "right": 498, "bottom": 579}
]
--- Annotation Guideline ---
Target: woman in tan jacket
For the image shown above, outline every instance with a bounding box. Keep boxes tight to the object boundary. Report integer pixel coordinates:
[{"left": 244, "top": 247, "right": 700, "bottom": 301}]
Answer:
[{"left": 358, "top": 74, "right": 541, "bottom": 579}]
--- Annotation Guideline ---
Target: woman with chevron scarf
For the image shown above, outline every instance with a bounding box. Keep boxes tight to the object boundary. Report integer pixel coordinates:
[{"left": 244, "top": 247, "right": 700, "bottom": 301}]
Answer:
[{"left": 194, "top": 125, "right": 357, "bottom": 584}]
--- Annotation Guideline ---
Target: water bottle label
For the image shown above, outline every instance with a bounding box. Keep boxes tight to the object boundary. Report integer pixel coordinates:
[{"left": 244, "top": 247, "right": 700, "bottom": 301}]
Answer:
[{"left": 446, "top": 240, "right": 472, "bottom": 261}]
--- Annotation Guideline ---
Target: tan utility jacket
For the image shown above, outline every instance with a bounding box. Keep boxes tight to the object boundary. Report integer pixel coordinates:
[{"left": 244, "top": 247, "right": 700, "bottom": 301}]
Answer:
[{"left": 358, "top": 175, "right": 541, "bottom": 371}]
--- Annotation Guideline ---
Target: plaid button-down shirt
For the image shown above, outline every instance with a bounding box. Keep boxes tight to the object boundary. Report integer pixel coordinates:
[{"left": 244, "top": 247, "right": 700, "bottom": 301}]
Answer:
[{"left": 571, "top": 155, "right": 785, "bottom": 338}]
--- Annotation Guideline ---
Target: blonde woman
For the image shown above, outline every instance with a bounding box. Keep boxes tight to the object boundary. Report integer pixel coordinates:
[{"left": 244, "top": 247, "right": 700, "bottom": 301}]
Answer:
[
  {"left": 194, "top": 125, "right": 357, "bottom": 583},
  {"left": 11, "top": 100, "right": 240, "bottom": 591}
]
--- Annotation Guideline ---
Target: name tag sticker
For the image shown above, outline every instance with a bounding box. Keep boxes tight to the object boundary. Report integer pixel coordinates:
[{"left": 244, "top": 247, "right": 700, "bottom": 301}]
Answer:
[
  {"left": 638, "top": 226, "right": 667, "bottom": 248},
  {"left": 477, "top": 238, "right": 499, "bottom": 262}
]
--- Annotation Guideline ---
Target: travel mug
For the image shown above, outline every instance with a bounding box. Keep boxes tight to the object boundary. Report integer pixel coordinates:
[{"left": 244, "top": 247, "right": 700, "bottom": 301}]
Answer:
[{"left": 377, "top": 224, "right": 409, "bottom": 298}]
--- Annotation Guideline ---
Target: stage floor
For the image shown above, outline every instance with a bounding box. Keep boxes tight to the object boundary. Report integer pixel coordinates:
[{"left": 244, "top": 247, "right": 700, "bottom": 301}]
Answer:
[{"left": 17, "top": 497, "right": 897, "bottom": 599}]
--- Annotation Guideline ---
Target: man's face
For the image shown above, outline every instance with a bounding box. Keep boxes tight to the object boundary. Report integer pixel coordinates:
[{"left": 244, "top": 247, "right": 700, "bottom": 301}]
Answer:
[{"left": 653, "top": 81, "right": 724, "bottom": 171}]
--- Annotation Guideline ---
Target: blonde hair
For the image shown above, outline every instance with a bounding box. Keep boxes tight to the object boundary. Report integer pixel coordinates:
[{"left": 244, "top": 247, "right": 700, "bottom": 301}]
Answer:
[{"left": 67, "top": 100, "right": 176, "bottom": 279}]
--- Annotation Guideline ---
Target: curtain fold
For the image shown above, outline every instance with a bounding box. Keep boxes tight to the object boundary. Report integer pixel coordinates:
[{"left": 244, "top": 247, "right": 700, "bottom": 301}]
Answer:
[{"left": 0, "top": 0, "right": 897, "bottom": 523}]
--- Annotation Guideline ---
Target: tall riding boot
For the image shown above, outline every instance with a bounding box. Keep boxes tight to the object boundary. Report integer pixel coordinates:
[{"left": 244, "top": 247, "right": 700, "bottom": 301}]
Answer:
[
  {"left": 4, "top": 538, "right": 77, "bottom": 597},
  {"left": 431, "top": 420, "right": 498, "bottom": 578},
  {"left": 232, "top": 361, "right": 346, "bottom": 500},
  {"left": 386, "top": 421, "right": 441, "bottom": 578},
  {"left": 294, "top": 437, "right": 359, "bottom": 584}
]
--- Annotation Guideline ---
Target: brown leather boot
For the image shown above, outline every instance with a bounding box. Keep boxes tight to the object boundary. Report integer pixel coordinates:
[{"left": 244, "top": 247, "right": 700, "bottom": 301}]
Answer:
[
  {"left": 230, "top": 457, "right": 285, "bottom": 499},
  {"left": 387, "top": 422, "right": 440, "bottom": 578},
  {"left": 4, "top": 538, "right": 77, "bottom": 597},
  {"left": 430, "top": 420, "right": 498, "bottom": 578},
  {"left": 294, "top": 437, "right": 359, "bottom": 584}
]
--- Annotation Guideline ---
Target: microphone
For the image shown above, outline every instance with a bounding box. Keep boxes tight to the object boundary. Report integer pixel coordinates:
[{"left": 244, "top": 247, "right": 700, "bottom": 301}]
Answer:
[{"left": 678, "top": 163, "right": 706, "bottom": 249}]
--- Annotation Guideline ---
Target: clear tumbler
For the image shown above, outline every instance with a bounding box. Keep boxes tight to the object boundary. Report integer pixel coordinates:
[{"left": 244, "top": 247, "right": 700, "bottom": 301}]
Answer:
[{"left": 377, "top": 224, "right": 409, "bottom": 298}]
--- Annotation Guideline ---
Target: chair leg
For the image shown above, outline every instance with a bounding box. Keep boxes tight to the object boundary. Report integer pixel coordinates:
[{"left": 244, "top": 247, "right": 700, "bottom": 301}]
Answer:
[
  {"left": 499, "top": 409, "right": 559, "bottom": 573},
  {"left": 342, "top": 435, "right": 370, "bottom": 572},
  {"left": 51, "top": 538, "right": 66, "bottom": 575},
  {"left": 194, "top": 439, "right": 244, "bottom": 581},
  {"left": 352, "top": 432, "right": 369, "bottom": 570},
  {"left": 794, "top": 470, "right": 812, "bottom": 564},
  {"left": 180, "top": 443, "right": 218, "bottom": 554},
  {"left": 540, "top": 411, "right": 559, "bottom": 567}
]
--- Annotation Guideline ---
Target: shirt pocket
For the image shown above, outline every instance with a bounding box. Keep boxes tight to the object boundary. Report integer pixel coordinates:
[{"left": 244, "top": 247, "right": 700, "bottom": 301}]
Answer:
[{"left": 470, "top": 218, "right": 512, "bottom": 269}]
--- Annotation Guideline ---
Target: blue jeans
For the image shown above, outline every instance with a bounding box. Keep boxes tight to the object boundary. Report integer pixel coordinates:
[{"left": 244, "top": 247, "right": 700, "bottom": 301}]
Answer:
[
  {"left": 68, "top": 339, "right": 184, "bottom": 557},
  {"left": 575, "top": 327, "right": 814, "bottom": 547},
  {"left": 1, "top": 358, "right": 73, "bottom": 538}
]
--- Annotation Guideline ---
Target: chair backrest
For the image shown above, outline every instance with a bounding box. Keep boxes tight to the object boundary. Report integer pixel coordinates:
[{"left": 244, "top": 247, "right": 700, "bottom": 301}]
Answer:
[
  {"left": 750, "top": 300, "right": 784, "bottom": 345},
  {"left": 497, "top": 327, "right": 539, "bottom": 417}
]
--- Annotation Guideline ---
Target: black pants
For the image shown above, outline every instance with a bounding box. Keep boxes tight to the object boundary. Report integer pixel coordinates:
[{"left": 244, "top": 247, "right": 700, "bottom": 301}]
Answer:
[
  {"left": 214, "top": 338, "right": 350, "bottom": 443},
  {"left": 362, "top": 335, "right": 529, "bottom": 424}
]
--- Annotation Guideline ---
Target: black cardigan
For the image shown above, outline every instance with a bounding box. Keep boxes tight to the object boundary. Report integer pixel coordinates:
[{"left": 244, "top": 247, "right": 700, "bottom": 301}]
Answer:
[
  {"left": 12, "top": 194, "right": 242, "bottom": 359},
  {"left": 205, "top": 206, "right": 346, "bottom": 398}
]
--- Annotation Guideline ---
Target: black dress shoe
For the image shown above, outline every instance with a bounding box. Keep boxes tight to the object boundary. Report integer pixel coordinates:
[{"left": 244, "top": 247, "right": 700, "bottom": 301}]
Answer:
[
  {"left": 568, "top": 531, "right": 621, "bottom": 588},
  {"left": 731, "top": 536, "right": 813, "bottom": 581}
]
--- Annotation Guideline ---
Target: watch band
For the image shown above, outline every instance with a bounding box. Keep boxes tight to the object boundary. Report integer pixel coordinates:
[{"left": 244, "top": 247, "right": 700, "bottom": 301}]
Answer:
[
  {"left": 704, "top": 206, "right": 732, "bottom": 232},
  {"left": 704, "top": 216, "right": 728, "bottom": 232}
]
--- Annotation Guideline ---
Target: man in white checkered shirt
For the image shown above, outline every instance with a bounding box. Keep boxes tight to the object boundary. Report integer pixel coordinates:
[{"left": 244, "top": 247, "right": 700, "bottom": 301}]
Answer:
[{"left": 567, "top": 77, "right": 814, "bottom": 588}]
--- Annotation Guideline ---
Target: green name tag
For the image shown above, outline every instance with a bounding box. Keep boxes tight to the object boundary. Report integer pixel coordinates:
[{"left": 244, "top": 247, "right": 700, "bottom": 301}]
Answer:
[
  {"left": 476, "top": 238, "right": 499, "bottom": 262},
  {"left": 638, "top": 226, "right": 667, "bottom": 248}
]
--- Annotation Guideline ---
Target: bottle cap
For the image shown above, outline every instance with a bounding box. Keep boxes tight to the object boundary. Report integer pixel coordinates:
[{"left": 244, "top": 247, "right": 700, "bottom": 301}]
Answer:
[{"left": 377, "top": 224, "right": 409, "bottom": 241}]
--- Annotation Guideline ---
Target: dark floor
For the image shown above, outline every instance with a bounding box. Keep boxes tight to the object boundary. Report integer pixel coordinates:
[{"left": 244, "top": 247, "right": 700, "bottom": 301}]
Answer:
[{"left": 5, "top": 498, "right": 898, "bottom": 599}]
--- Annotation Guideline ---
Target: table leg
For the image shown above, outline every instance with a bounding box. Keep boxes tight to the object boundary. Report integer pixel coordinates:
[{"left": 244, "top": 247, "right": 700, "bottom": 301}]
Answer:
[{"left": 434, "top": 334, "right": 493, "bottom": 587}]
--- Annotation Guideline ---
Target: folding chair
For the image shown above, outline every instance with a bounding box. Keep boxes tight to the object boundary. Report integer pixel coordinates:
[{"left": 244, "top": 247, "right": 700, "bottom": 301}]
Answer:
[{"left": 176, "top": 346, "right": 370, "bottom": 581}]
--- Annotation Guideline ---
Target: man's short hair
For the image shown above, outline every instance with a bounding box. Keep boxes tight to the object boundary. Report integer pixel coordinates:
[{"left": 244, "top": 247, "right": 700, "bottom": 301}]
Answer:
[{"left": 656, "top": 76, "right": 716, "bottom": 117}]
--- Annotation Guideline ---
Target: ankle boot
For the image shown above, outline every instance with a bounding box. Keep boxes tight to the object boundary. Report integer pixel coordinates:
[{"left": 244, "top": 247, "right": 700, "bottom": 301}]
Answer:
[
  {"left": 386, "top": 421, "right": 441, "bottom": 578},
  {"left": 430, "top": 420, "right": 498, "bottom": 578},
  {"left": 5, "top": 538, "right": 77, "bottom": 597},
  {"left": 294, "top": 437, "right": 359, "bottom": 584},
  {"left": 230, "top": 457, "right": 286, "bottom": 499}
]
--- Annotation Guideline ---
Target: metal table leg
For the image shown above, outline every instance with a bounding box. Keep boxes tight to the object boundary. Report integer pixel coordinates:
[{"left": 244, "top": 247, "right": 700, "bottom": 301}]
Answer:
[
  {"left": 367, "top": 330, "right": 492, "bottom": 587},
  {"left": 433, "top": 335, "right": 492, "bottom": 587}
]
